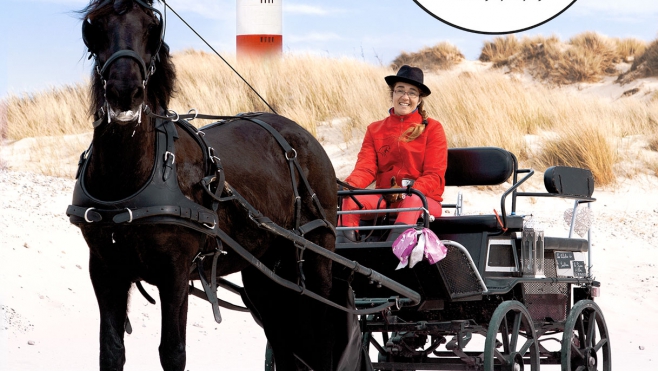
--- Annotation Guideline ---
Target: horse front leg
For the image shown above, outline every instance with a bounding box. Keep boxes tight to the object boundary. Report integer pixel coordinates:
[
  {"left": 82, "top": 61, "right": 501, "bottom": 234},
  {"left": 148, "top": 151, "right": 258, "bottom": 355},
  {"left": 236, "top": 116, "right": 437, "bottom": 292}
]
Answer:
[
  {"left": 156, "top": 265, "right": 190, "bottom": 371},
  {"left": 89, "top": 253, "right": 132, "bottom": 371}
]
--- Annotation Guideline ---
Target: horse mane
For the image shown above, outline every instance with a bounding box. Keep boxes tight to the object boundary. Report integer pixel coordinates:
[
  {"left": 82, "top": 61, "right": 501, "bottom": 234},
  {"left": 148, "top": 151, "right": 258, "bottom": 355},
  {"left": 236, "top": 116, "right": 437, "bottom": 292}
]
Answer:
[{"left": 81, "top": 0, "right": 176, "bottom": 117}]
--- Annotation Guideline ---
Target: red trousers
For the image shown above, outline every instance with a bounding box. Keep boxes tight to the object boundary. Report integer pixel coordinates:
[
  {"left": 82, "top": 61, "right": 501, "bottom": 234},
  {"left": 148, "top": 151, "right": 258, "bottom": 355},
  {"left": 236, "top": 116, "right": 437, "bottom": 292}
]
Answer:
[{"left": 339, "top": 194, "right": 442, "bottom": 227}]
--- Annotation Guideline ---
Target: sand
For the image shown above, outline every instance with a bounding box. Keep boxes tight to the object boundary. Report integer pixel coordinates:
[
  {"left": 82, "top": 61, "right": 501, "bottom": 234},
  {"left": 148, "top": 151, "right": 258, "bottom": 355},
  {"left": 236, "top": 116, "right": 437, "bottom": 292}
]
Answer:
[{"left": 2, "top": 61, "right": 657, "bottom": 370}]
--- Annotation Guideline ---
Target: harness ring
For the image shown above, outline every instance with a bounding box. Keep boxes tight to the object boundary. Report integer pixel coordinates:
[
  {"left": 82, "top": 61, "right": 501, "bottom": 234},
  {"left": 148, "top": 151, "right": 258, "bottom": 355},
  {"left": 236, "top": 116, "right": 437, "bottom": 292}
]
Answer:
[
  {"left": 166, "top": 109, "right": 180, "bottom": 122},
  {"left": 84, "top": 207, "right": 96, "bottom": 223},
  {"left": 286, "top": 148, "right": 297, "bottom": 160},
  {"left": 164, "top": 151, "right": 175, "bottom": 164},
  {"left": 125, "top": 208, "right": 133, "bottom": 223}
]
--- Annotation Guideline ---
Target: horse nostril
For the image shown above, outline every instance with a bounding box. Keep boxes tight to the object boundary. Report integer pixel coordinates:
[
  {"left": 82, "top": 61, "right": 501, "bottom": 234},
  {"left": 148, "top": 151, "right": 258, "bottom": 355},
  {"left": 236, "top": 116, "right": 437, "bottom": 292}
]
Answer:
[
  {"left": 132, "top": 87, "right": 144, "bottom": 103},
  {"left": 105, "top": 85, "right": 121, "bottom": 106}
]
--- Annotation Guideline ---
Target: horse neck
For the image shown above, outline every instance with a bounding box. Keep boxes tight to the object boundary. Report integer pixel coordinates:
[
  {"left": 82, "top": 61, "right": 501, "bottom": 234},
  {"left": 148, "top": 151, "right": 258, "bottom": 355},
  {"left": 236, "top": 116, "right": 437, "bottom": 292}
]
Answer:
[{"left": 85, "top": 112, "right": 157, "bottom": 200}]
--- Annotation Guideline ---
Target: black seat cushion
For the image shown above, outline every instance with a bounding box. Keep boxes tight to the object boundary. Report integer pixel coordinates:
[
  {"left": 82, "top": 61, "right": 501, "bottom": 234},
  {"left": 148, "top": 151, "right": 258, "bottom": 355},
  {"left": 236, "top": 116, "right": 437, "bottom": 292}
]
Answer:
[
  {"left": 431, "top": 214, "right": 523, "bottom": 234},
  {"left": 445, "top": 147, "right": 514, "bottom": 187}
]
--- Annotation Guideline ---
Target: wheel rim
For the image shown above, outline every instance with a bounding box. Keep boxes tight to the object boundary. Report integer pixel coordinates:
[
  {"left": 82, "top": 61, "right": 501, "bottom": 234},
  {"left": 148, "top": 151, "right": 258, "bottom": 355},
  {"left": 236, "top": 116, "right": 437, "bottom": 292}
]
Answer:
[
  {"left": 561, "top": 300, "right": 611, "bottom": 371},
  {"left": 484, "top": 300, "right": 539, "bottom": 371}
]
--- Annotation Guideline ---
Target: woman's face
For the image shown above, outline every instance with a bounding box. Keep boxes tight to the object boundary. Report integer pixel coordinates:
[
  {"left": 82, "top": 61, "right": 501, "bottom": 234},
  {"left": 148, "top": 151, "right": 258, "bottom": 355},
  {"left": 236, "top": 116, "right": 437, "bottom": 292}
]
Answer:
[{"left": 391, "top": 82, "right": 421, "bottom": 116}]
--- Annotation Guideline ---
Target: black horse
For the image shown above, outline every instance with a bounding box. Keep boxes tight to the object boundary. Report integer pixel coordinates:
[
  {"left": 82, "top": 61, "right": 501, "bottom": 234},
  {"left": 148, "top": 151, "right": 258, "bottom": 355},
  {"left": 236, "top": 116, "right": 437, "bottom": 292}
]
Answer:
[{"left": 71, "top": 1, "right": 350, "bottom": 370}]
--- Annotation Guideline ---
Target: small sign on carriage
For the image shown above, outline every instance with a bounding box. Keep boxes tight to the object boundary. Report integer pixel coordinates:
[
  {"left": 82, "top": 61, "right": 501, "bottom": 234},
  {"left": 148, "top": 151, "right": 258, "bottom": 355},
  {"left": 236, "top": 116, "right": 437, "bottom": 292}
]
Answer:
[{"left": 554, "top": 251, "right": 587, "bottom": 278}]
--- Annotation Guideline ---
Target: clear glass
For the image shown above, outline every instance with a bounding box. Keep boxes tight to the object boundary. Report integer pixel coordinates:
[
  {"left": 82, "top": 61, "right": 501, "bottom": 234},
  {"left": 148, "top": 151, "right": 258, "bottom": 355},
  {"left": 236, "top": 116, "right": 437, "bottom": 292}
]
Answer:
[
  {"left": 393, "top": 89, "right": 419, "bottom": 98},
  {"left": 521, "top": 228, "right": 545, "bottom": 277}
]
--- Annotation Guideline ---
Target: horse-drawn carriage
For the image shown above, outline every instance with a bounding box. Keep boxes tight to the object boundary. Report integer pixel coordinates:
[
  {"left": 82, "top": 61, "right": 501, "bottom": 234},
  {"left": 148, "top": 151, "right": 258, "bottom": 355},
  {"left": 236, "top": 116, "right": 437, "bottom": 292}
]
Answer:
[
  {"left": 333, "top": 147, "right": 609, "bottom": 371},
  {"left": 70, "top": 1, "right": 609, "bottom": 370}
]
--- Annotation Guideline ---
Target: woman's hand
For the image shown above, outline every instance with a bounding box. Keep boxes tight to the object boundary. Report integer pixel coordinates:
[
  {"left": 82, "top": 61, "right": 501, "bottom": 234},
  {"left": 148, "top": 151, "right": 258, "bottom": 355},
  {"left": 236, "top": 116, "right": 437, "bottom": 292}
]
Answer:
[{"left": 384, "top": 176, "right": 405, "bottom": 204}]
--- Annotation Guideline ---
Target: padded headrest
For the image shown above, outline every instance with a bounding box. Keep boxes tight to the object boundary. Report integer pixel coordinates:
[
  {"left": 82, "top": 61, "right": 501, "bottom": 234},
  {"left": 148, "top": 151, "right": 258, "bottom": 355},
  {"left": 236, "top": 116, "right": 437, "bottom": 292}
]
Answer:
[
  {"left": 445, "top": 147, "right": 515, "bottom": 186},
  {"left": 544, "top": 166, "right": 595, "bottom": 197}
]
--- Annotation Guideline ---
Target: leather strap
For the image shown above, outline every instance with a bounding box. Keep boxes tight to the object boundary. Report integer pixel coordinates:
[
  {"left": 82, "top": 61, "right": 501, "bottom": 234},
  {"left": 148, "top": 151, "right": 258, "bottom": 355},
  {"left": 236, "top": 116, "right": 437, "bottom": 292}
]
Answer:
[{"left": 112, "top": 205, "right": 216, "bottom": 224}]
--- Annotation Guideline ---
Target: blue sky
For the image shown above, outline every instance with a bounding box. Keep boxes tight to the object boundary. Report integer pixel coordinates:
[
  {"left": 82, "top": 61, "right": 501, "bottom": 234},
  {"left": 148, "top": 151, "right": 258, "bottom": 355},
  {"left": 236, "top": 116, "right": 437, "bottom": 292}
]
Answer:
[{"left": 1, "top": 0, "right": 656, "bottom": 99}]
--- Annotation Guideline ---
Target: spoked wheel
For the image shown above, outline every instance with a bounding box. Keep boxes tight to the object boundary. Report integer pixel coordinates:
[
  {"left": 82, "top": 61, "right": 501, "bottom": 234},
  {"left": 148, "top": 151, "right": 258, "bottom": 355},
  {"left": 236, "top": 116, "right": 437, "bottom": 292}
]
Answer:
[
  {"left": 561, "top": 300, "right": 611, "bottom": 371},
  {"left": 484, "top": 300, "right": 539, "bottom": 371},
  {"left": 264, "top": 341, "right": 274, "bottom": 371}
]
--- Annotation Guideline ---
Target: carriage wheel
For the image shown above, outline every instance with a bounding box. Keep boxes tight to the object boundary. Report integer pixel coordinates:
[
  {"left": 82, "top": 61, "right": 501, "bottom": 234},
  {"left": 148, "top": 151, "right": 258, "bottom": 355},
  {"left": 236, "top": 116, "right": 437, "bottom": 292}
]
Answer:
[
  {"left": 561, "top": 300, "right": 611, "bottom": 371},
  {"left": 264, "top": 342, "right": 274, "bottom": 371},
  {"left": 484, "top": 300, "right": 539, "bottom": 371}
]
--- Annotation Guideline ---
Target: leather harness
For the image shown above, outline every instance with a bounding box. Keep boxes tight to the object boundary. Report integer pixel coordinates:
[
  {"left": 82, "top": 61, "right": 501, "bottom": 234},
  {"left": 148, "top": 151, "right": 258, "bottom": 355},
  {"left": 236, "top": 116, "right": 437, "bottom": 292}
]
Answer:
[{"left": 67, "top": 113, "right": 337, "bottom": 322}]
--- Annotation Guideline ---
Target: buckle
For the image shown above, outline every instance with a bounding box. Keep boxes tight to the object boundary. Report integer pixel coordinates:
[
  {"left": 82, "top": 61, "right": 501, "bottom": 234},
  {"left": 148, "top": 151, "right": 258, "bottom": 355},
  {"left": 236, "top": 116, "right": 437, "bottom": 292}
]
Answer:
[{"left": 84, "top": 207, "right": 96, "bottom": 223}]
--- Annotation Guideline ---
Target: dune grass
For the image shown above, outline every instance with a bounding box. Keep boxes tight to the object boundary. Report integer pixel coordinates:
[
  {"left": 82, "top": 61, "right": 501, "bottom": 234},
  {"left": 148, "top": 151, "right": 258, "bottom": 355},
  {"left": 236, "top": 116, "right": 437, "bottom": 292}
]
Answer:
[
  {"left": 390, "top": 42, "right": 464, "bottom": 72},
  {"left": 612, "top": 37, "right": 647, "bottom": 63},
  {"left": 480, "top": 33, "right": 646, "bottom": 85},
  {"left": 3, "top": 84, "right": 91, "bottom": 140},
  {"left": 2, "top": 43, "right": 658, "bottom": 184},
  {"left": 533, "top": 122, "right": 618, "bottom": 185},
  {"left": 479, "top": 35, "right": 521, "bottom": 67},
  {"left": 630, "top": 39, "right": 658, "bottom": 77}
]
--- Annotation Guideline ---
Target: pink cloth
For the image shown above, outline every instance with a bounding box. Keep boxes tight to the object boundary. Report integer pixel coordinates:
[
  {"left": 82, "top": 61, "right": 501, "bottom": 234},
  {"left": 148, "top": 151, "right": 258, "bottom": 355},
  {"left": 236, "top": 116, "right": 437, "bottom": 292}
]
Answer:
[{"left": 392, "top": 228, "right": 447, "bottom": 270}]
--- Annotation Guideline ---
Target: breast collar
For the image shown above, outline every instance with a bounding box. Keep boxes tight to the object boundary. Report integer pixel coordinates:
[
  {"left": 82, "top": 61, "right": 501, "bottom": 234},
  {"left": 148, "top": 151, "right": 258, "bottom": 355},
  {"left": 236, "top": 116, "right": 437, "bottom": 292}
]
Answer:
[{"left": 66, "top": 117, "right": 221, "bottom": 235}]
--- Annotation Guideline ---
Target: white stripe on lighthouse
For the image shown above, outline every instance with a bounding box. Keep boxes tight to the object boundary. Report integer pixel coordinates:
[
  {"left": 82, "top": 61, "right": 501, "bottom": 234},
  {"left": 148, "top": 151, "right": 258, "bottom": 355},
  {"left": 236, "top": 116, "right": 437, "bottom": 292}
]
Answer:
[{"left": 237, "top": 0, "right": 282, "bottom": 36}]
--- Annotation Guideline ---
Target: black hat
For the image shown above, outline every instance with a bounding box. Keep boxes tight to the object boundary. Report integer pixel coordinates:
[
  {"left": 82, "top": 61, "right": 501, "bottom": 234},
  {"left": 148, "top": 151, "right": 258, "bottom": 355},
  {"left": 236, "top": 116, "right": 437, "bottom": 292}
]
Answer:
[{"left": 385, "top": 65, "right": 431, "bottom": 96}]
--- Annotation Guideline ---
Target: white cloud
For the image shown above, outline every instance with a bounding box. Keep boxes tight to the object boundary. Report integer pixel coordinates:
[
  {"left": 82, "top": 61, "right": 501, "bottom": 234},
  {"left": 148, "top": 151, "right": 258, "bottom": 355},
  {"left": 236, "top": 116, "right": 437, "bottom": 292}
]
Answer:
[
  {"left": 287, "top": 32, "right": 342, "bottom": 43},
  {"left": 285, "top": 2, "right": 348, "bottom": 16},
  {"left": 284, "top": 4, "right": 328, "bottom": 16},
  {"left": 158, "top": 0, "right": 234, "bottom": 21}
]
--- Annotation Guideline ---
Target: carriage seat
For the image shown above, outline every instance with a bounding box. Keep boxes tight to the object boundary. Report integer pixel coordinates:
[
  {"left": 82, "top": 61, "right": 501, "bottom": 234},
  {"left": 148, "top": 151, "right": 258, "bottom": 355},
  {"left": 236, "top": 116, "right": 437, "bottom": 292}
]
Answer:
[
  {"left": 435, "top": 147, "right": 519, "bottom": 233},
  {"left": 432, "top": 214, "right": 523, "bottom": 234}
]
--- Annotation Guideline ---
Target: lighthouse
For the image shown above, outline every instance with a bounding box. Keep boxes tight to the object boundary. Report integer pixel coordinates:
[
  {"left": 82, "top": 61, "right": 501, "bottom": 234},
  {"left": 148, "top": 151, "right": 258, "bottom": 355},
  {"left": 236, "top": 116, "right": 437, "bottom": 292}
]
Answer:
[{"left": 236, "top": 0, "right": 282, "bottom": 59}]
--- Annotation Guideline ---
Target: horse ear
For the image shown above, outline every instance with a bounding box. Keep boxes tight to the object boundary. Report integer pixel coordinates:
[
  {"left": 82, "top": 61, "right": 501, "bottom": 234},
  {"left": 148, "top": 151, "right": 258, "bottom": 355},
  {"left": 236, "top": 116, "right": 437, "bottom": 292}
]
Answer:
[{"left": 82, "top": 19, "right": 99, "bottom": 53}]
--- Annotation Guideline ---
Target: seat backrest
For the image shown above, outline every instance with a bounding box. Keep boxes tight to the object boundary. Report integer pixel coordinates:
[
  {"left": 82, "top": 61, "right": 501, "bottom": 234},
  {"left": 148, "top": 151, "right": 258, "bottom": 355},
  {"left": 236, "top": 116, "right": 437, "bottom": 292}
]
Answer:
[
  {"left": 543, "top": 166, "right": 595, "bottom": 198},
  {"left": 445, "top": 147, "right": 515, "bottom": 186}
]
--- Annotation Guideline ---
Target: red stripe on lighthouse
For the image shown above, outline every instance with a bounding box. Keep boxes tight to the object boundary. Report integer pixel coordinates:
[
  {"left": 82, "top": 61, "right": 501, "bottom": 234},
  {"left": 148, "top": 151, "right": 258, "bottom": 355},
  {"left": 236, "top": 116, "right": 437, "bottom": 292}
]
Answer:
[{"left": 236, "top": 35, "right": 283, "bottom": 58}]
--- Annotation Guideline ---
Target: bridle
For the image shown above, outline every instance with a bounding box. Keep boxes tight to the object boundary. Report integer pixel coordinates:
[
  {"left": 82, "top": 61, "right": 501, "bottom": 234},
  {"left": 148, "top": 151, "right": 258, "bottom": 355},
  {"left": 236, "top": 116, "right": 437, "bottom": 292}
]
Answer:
[{"left": 82, "top": 0, "right": 166, "bottom": 126}]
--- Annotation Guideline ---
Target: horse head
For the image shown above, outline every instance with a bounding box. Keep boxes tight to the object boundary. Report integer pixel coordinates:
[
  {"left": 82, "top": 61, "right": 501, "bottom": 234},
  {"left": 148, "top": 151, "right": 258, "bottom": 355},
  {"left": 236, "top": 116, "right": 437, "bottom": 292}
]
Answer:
[{"left": 82, "top": 0, "right": 174, "bottom": 125}]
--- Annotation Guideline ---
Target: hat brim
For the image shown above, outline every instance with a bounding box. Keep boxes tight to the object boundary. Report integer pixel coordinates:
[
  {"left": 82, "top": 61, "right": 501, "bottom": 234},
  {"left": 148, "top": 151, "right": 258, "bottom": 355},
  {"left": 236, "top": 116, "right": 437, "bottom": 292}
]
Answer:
[{"left": 385, "top": 75, "right": 431, "bottom": 96}]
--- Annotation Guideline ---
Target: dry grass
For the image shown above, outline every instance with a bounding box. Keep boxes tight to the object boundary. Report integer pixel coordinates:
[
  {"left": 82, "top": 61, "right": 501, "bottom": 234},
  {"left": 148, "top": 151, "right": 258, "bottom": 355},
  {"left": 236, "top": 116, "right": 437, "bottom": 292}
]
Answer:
[
  {"left": 428, "top": 71, "right": 553, "bottom": 157},
  {"left": 172, "top": 50, "right": 390, "bottom": 138},
  {"left": 533, "top": 123, "right": 617, "bottom": 185},
  {"left": 612, "top": 37, "right": 647, "bottom": 63},
  {"left": 390, "top": 42, "right": 464, "bottom": 72},
  {"left": 649, "top": 136, "right": 658, "bottom": 152},
  {"left": 486, "top": 33, "right": 619, "bottom": 85},
  {"left": 479, "top": 35, "right": 521, "bottom": 67},
  {"left": 630, "top": 39, "right": 658, "bottom": 77},
  {"left": 2, "top": 49, "right": 658, "bottom": 184},
  {"left": 2, "top": 84, "right": 91, "bottom": 140}
]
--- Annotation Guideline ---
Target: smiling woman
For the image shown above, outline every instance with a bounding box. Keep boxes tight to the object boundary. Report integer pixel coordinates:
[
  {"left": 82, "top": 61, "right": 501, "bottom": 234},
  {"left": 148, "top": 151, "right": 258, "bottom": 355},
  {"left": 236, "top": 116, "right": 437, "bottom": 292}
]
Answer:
[{"left": 338, "top": 65, "right": 448, "bottom": 243}]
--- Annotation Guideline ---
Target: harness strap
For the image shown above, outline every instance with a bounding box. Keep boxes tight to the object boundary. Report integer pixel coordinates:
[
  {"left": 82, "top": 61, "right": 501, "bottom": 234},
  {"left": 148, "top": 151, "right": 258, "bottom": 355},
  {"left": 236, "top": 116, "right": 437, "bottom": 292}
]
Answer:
[
  {"left": 100, "top": 50, "right": 149, "bottom": 82},
  {"left": 160, "top": 120, "right": 179, "bottom": 181},
  {"left": 136, "top": 281, "right": 156, "bottom": 305},
  {"left": 68, "top": 204, "right": 217, "bottom": 225},
  {"left": 294, "top": 160, "right": 330, "bottom": 222},
  {"left": 195, "top": 249, "right": 223, "bottom": 324},
  {"left": 239, "top": 116, "right": 331, "bottom": 234},
  {"left": 212, "top": 215, "right": 400, "bottom": 316},
  {"left": 297, "top": 219, "right": 331, "bottom": 236},
  {"left": 66, "top": 205, "right": 102, "bottom": 222},
  {"left": 112, "top": 205, "right": 216, "bottom": 224}
]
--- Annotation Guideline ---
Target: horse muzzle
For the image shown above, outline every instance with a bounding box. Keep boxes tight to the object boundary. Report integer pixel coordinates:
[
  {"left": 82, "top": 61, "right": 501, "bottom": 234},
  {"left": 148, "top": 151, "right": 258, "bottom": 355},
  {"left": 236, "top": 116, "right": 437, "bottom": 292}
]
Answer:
[{"left": 108, "top": 105, "right": 143, "bottom": 124}]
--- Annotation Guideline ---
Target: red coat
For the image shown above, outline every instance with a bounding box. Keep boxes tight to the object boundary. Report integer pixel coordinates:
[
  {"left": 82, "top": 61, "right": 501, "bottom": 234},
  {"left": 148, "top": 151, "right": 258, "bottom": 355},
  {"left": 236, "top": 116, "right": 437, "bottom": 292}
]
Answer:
[{"left": 346, "top": 109, "right": 448, "bottom": 201}]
